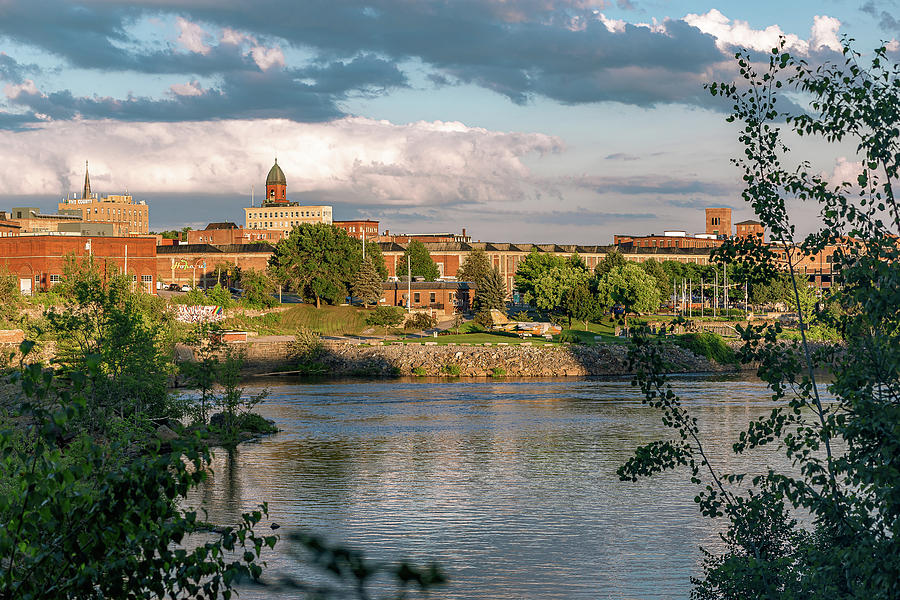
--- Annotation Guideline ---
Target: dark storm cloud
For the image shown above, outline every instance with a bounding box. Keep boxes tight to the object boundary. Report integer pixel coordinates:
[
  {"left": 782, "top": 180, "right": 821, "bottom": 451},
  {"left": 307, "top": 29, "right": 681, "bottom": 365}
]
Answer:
[
  {"left": 0, "top": 0, "right": 736, "bottom": 127},
  {"left": 0, "top": 54, "right": 38, "bottom": 84},
  {"left": 7, "top": 54, "right": 406, "bottom": 123}
]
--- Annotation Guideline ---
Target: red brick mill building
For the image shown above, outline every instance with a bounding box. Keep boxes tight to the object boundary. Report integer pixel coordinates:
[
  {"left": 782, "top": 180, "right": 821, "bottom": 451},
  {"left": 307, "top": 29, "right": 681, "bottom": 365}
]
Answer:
[{"left": 0, "top": 235, "right": 157, "bottom": 294}]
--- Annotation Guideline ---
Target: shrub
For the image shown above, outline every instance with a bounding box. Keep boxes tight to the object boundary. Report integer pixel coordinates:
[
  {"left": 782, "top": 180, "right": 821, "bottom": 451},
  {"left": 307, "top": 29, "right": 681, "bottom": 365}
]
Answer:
[
  {"left": 291, "top": 327, "right": 323, "bottom": 360},
  {"left": 473, "top": 311, "right": 493, "bottom": 329},
  {"left": 672, "top": 331, "right": 735, "bottom": 364},
  {"left": 491, "top": 367, "right": 506, "bottom": 378},
  {"left": 557, "top": 332, "right": 580, "bottom": 344},
  {"left": 442, "top": 364, "right": 461, "bottom": 376},
  {"left": 412, "top": 366, "right": 427, "bottom": 376},
  {"left": 405, "top": 312, "right": 437, "bottom": 330}
]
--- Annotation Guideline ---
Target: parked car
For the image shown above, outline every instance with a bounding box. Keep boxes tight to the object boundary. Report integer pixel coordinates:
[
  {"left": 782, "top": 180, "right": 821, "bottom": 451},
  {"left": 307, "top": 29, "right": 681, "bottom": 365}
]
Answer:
[{"left": 181, "top": 284, "right": 192, "bottom": 292}]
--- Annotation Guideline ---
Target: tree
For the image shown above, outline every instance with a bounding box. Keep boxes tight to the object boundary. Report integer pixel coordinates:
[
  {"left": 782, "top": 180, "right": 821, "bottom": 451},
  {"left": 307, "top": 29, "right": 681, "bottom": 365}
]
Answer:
[
  {"left": 595, "top": 263, "right": 660, "bottom": 318},
  {"left": 594, "top": 249, "right": 627, "bottom": 278},
  {"left": 457, "top": 247, "right": 492, "bottom": 283},
  {"left": 364, "top": 305, "right": 404, "bottom": 338},
  {"left": 640, "top": 259, "right": 670, "bottom": 304},
  {"left": 363, "top": 240, "right": 389, "bottom": 280},
  {"left": 45, "top": 257, "right": 175, "bottom": 426},
  {"left": 473, "top": 267, "right": 506, "bottom": 314},
  {"left": 514, "top": 250, "right": 590, "bottom": 313},
  {"left": 621, "top": 41, "right": 900, "bottom": 598},
  {"left": 399, "top": 240, "right": 440, "bottom": 281},
  {"left": 352, "top": 256, "right": 383, "bottom": 307},
  {"left": 0, "top": 346, "right": 275, "bottom": 599},
  {"left": 564, "top": 282, "right": 597, "bottom": 330},
  {"left": 269, "top": 223, "right": 358, "bottom": 308},
  {"left": 237, "top": 268, "right": 278, "bottom": 308}
]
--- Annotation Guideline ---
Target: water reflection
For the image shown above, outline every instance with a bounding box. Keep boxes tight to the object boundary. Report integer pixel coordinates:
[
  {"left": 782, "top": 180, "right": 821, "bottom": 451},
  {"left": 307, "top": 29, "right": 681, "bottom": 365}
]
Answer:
[{"left": 186, "top": 376, "right": 797, "bottom": 599}]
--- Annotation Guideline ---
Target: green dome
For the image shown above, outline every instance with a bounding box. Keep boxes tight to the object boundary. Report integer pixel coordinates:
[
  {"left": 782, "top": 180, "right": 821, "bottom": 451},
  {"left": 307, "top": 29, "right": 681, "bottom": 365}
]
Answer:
[{"left": 266, "top": 159, "right": 286, "bottom": 186}]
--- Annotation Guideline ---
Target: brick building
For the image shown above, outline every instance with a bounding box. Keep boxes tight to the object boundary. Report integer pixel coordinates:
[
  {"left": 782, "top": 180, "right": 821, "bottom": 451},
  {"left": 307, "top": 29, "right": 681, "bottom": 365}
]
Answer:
[
  {"left": 614, "top": 232, "right": 723, "bottom": 249},
  {"left": 187, "top": 222, "right": 286, "bottom": 245},
  {"left": 380, "top": 241, "right": 715, "bottom": 296},
  {"left": 705, "top": 207, "right": 732, "bottom": 238},
  {"left": 378, "top": 229, "right": 471, "bottom": 244},
  {"left": 243, "top": 159, "right": 333, "bottom": 232},
  {"left": 57, "top": 163, "right": 150, "bottom": 235},
  {"left": 0, "top": 234, "right": 157, "bottom": 294},
  {"left": 333, "top": 220, "right": 379, "bottom": 241},
  {"left": 156, "top": 243, "right": 274, "bottom": 288},
  {"left": 381, "top": 281, "right": 471, "bottom": 315},
  {"left": 735, "top": 219, "right": 764, "bottom": 241}
]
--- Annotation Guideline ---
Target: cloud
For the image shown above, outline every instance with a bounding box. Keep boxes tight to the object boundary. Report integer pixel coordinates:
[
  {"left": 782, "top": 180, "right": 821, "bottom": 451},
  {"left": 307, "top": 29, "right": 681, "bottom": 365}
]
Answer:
[
  {"left": 169, "top": 80, "right": 204, "bottom": 96},
  {"left": 0, "top": 118, "right": 561, "bottom": 210},
  {"left": 683, "top": 9, "right": 842, "bottom": 54},
  {"left": 175, "top": 17, "right": 211, "bottom": 55},
  {"left": 604, "top": 152, "right": 639, "bottom": 161},
  {"left": 570, "top": 174, "right": 735, "bottom": 196},
  {"left": 827, "top": 156, "right": 864, "bottom": 188}
]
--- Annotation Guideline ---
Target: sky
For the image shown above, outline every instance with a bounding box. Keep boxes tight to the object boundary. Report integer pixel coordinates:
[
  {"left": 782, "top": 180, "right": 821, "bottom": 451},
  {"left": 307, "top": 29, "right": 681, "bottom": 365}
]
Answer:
[{"left": 0, "top": 0, "right": 896, "bottom": 243}]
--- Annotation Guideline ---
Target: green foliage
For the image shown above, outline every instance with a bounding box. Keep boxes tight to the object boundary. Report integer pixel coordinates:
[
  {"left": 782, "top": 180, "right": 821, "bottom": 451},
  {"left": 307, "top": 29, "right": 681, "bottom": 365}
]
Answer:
[
  {"left": 490, "top": 367, "right": 506, "bottom": 378},
  {"left": 595, "top": 263, "right": 661, "bottom": 315},
  {"left": 0, "top": 268, "right": 22, "bottom": 327},
  {"left": 640, "top": 259, "right": 671, "bottom": 302},
  {"left": 45, "top": 257, "right": 176, "bottom": 426},
  {"left": 556, "top": 332, "right": 580, "bottom": 344},
  {"left": 291, "top": 327, "right": 323, "bottom": 361},
  {"left": 622, "top": 41, "right": 900, "bottom": 599},
  {"left": 363, "top": 241, "right": 389, "bottom": 281},
  {"left": 412, "top": 366, "right": 427, "bottom": 376},
  {"left": 473, "top": 310, "right": 493, "bottom": 329},
  {"left": 0, "top": 346, "right": 275, "bottom": 598},
  {"left": 442, "top": 364, "right": 461, "bottom": 376},
  {"left": 400, "top": 240, "right": 440, "bottom": 282},
  {"left": 594, "top": 249, "right": 627, "bottom": 278},
  {"left": 207, "top": 347, "right": 269, "bottom": 445},
  {"left": 474, "top": 267, "right": 506, "bottom": 313},
  {"left": 457, "top": 247, "right": 492, "bottom": 283},
  {"left": 515, "top": 250, "right": 591, "bottom": 313},
  {"left": 269, "top": 223, "right": 360, "bottom": 308},
  {"left": 672, "top": 332, "right": 735, "bottom": 364},
  {"left": 351, "top": 256, "right": 384, "bottom": 307},
  {"left": 237, "top": 268, "right": 278, "bottom": 308},
  {"left": 564, "top": 282, "right": 597, "bottom": 329},
  {"left": 365, "top": 305, "right": 405, "bottom": 337},
  {"left": 404, "top": 312, "right": 437, "bottom": 330}
]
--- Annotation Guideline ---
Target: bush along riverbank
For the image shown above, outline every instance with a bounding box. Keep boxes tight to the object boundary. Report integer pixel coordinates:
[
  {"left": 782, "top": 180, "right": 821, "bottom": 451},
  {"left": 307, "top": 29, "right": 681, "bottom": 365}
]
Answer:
[{"left": 182, "top": 336, "right": 740, "bottom": 378}]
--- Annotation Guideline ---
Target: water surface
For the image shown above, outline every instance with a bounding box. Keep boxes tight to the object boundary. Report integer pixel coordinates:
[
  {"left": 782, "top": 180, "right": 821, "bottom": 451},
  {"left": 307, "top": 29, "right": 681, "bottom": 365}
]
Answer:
[{"left": 188, "top": 376, "right": 794, "bottom": 599}]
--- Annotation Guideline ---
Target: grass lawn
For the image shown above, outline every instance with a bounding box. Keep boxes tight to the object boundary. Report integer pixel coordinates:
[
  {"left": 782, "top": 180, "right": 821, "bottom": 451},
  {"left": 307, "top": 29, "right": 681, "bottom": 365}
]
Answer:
[{"left": 223, "top": 304, "right": 371, "bottom": 336}]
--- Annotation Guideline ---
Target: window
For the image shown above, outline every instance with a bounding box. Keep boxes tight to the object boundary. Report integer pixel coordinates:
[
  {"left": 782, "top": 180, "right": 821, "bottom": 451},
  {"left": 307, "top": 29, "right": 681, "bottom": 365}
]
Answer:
[
  {"left": 414, "top": 292, "right": 420, "bottom": 303},
  {"left": 430, "top": 292, "right": 436, "bottom": 303}
]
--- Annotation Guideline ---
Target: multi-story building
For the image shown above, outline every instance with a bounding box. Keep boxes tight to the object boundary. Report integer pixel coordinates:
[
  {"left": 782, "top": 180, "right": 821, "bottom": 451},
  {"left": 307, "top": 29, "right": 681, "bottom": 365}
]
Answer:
[
  {"left": 187, "top": 222, "right": 286, "bottom": 245},
  {"left": 705, "top": 207, "right": 732, "bottom": 238},
  {"left": 57, "top": 162, "right": 150, "bottom": 235},
  {"left": 378, "top": 229, "right": 471, "bottom": 243},
  {"left": 0, "top": 234, "right": 157, "bottom": 294},
  {"left": 735, "top": 219, "right": 765, "bottom": 241},
  {"left": 333, "top": 220, "right": 380, "bottom": 241},
  {"left": 4, "top": 207, "right": 83, "bottom": 233},
  {"left": 614, "top": 231, "right": 723, "bottom": 249},
  {"left": 243, "top": 159, "right": 333, "bottom": 233}
]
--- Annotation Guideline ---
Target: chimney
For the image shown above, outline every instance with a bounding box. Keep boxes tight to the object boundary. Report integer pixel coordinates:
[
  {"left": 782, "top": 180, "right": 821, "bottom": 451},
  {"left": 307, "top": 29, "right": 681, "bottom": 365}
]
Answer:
[{"left": 462, "top": 228, "right": 466, "bottom": 238}]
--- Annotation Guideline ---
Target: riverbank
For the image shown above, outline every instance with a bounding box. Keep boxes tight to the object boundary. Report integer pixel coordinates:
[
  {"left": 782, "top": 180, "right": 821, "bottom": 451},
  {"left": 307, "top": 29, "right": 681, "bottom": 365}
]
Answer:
[{"left": 180, "top": 337, "right": 736, "bottom": 378}]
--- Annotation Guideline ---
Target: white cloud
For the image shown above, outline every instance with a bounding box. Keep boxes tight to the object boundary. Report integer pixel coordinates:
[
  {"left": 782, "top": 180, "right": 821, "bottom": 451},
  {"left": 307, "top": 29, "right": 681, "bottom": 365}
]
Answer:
[
  {"left": 169, "top": 80, "right": 204, "bottom": 96},
  {"left": 809, "top": 15, "right": 842, "bottom": 53},
  {"left": 886, "top": 39, "right": 899, "bottom": 53},
  {"left": 175, "top": 17, "right": 210, "bottom": 55},
  {"left": 827, "top": 156, "right": 863, "bottom": 188},
  {"left": 0, "top": 118, "right": 562, "bottom": 206},
  {"left": 683, "top": 9, "right": 842, "bottom": 55},
  {"left": 249, "top": 45, "right": 285, "bottom": 71},
  {"left": 3, "top": 78, "right": 40, "bottom": 99}
]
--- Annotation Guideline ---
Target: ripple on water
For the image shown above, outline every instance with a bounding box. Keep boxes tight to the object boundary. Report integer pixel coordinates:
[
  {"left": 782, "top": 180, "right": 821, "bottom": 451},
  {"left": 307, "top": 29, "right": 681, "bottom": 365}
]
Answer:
[{"left": 184, "top": 375, "right": 805, "bottom": 600}]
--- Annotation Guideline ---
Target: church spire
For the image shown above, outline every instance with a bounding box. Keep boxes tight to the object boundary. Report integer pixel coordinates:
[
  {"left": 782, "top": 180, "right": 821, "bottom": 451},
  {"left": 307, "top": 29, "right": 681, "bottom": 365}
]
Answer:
[{"left": 82, "top": 160, "right": 92, "bottom": 200}]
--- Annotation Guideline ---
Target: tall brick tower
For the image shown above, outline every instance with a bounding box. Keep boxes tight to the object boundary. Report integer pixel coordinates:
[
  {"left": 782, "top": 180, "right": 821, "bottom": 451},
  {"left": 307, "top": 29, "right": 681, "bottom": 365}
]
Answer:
[
  {"left": 705, "top": 207, "right": 732, "bottom": 238},
  {"left": 264, "top": 158, "right": 287, "bottom": 205}
]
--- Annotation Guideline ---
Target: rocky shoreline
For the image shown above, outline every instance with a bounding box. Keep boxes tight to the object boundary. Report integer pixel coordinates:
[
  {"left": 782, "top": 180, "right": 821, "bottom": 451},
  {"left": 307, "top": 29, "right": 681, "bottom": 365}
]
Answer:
[{"left": 217, "top": 338, "right": 736, "bottom": 378}]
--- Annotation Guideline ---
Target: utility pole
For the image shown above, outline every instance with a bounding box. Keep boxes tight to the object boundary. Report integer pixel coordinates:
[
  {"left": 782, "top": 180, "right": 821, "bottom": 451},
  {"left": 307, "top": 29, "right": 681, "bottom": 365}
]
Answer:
[
  {"left": 714, "top": 269, "right": 718, "bottom": 318},
  {"left": 723, "top": 264, "right": 728, "bottom": 313},
  {"left": 701, "top": 278, "right": 704, "bottom": 317},
  {"left": 672, "top": 280, "right": 676, "bottom": 315},
  {"left": 688, "top": 279, "right": 692, "bottom": 318},
  {"left": 407, "top": 254, "right": 412, "bottom": 313}
]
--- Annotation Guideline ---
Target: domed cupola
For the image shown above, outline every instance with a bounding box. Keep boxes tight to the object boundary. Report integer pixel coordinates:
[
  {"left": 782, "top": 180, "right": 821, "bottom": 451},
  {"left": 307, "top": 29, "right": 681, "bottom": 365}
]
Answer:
[{"left": 264, "top": 158, "right": 287, "bottom": 205}]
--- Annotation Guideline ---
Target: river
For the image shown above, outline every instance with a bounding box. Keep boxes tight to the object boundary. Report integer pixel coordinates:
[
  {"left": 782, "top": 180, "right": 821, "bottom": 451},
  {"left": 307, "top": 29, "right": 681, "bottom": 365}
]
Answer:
[{"left": 187, "top": 375, "right": 798, "bottom": 599}]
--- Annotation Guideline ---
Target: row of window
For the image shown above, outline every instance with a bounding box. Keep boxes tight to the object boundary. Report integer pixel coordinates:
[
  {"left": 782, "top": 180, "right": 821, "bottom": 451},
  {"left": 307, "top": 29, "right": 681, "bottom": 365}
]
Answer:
[{"left": 252, "top": 210, "right": 326, "bottom": 218}]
